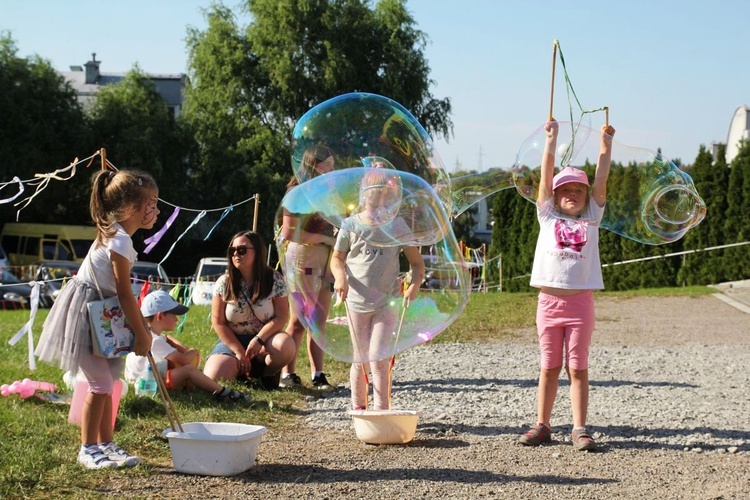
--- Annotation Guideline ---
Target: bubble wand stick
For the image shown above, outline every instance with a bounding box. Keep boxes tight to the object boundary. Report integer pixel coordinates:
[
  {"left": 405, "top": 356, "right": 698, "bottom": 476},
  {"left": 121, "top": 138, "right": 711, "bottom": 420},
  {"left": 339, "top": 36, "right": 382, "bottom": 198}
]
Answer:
[{"left": 549, "top": 39, "right": 558, "bottom": 121}]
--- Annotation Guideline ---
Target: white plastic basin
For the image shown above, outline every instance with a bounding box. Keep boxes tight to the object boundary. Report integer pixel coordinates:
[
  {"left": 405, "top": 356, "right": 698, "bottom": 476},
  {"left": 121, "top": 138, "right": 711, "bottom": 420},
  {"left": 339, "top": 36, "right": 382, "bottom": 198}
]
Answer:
[
  {"left": 162, "top": 422, "right": 267, "bottom": 476},
  {"left": 348, "top": 409, "right": 420, "bottom": 445}
]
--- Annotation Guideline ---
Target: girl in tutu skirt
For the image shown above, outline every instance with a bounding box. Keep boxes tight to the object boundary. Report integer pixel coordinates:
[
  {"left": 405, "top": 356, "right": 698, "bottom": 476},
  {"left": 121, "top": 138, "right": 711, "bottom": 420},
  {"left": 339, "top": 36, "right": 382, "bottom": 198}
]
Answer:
[{"left": 35, "top": 168, "right": 158, "bottom": 469}]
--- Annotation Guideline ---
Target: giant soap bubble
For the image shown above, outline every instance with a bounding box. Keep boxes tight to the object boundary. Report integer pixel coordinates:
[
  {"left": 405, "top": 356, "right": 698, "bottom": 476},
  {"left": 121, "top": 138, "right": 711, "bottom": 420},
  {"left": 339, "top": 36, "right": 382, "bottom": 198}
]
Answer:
[
  {"left": 276, "top": 166, "right": 470, "bottom": 363},
  {"left": 291, "top": 92, "right": 453, "bottom": 213},
  {"left": 279, "top": 93, "right": 473, "bottom": 363},
  {"left": 512, "top": 121, "right": 706, "bottom": 244}
]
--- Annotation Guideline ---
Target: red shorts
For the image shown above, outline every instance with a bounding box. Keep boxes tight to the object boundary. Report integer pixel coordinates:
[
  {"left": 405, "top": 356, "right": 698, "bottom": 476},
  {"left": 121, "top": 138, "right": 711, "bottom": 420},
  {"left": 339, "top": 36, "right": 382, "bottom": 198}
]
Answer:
[
  {"left": 536, "top": 290, "right": 595, "bottom": 370},
  {"left": 165, "top": 369, "right": 176, "bottom": 390}
]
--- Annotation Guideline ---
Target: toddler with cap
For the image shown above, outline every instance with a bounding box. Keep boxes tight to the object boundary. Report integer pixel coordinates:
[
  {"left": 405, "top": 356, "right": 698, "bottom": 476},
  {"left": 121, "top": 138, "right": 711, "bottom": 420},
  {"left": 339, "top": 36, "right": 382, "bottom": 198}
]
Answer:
[
  {"left": 519, "top": 120, "right": 615, "bottom": 451},
  {"left": 125, "top": 290, "right": 250, "bottom": 403}
]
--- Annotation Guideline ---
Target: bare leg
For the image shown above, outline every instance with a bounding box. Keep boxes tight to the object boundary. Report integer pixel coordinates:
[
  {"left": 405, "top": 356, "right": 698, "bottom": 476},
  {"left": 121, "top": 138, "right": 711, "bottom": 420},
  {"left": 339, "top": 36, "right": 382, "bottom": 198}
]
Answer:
[
  {"left": 569, "top": 368, "right": 589, "bottom": 428},
  {"left": 283, "top": 306, "right": 305, "bottom": 376},
  {"left": 170, "top": 365, "right": 224, "bottom": 393},
  {"left": 203, "top": 354, "right": 240, "bottom": 382},
  {"left": 537, "top": 366, "right": 562, "bottom": 426},
  {"left": 308, "top": 288, "right": 332, "bottom": 374},
  {"left": 261, "top": 332, "right": 296, "bottom": 376},
  {"left": 81, "top": 392, "right": 107, "bottom": 445}
]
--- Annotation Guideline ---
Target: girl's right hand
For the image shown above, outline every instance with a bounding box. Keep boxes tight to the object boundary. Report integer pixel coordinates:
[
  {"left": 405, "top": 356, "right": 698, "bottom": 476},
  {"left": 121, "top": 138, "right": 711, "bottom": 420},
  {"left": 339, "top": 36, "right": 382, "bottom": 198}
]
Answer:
[{"left": 333, "top": 278, "right": 348, "bottom": 301}]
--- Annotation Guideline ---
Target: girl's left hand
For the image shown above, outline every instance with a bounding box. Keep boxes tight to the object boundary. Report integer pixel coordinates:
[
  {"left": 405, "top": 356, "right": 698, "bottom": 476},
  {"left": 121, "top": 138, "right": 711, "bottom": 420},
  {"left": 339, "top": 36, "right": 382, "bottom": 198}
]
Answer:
[{"left": 133, "top": 334, "right": 150, "bottom": 356}]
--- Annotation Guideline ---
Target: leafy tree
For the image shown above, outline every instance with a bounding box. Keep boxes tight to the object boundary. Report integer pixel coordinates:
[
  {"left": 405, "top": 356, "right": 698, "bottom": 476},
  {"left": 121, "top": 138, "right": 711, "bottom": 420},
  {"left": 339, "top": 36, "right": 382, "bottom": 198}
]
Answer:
[
  {"left": 85, "top": 66, "right": 198, "bottom": 271},
  {"left": 89, "top": 66, "right": 187, "bottom": 182},
  {"left": 678, "top": 145, "right": 722, "bottom": 284},
  {"left": 724, "top": 139, "right": 750, "bottom": 278},
  {"left": 183, "top": 0, "right": 453, "bottom": 243},
  {"left": 0, "top": 32, "right": 89, "bottom": 224}
]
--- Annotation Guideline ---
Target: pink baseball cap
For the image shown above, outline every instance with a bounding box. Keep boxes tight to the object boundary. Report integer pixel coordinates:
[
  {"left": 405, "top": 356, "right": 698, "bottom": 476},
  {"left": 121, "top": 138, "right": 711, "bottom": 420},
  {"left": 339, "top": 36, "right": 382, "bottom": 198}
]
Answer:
[{"left": 552, "top": 167, "right": 589, "bottom": 190}]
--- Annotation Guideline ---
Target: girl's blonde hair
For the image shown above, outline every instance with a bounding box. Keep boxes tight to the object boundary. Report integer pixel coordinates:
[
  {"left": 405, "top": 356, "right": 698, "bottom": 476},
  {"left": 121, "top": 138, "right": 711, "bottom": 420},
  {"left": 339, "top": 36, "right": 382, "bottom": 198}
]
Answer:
[{"left": 89, "top": 169, "right": 158, "bottom": 244}]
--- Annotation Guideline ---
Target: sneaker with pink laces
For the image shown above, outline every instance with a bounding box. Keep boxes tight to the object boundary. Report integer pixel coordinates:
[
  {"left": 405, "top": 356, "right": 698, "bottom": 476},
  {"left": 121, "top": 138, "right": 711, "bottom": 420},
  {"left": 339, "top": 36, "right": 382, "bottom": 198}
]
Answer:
[{"left": 519, "top": 423, "right": 552, "bottom": 446}]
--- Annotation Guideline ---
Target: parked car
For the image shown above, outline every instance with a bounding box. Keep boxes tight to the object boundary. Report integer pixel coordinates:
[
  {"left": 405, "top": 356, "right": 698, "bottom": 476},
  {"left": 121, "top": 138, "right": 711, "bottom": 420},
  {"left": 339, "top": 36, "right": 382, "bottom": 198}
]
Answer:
[
  {"left": 27, "top": 260, "right": 82, "bottom": 307},
  {"left": 131, "top": 261, "right": 171, "bottom": 297},
  {"left": 190, "top": 257, "right": 227, "bottom": 306},
  {"left": 0, "top": 267, "right": 34, "bottom": 310},
  {"left": 0, "top": 244, "right": 8, "bottom": 270}
]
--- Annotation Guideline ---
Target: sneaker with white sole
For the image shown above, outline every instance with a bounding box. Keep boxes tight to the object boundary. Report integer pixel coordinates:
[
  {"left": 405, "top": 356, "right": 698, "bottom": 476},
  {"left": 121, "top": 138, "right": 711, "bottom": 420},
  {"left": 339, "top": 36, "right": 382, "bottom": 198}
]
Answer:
[
  {"left": 78, "top": 446, "right": 118, "bottom": 469},
  {"left": 99, "top": 442, "right": 141, "bottom": 467},
  {"left": 312, "top": 373, "right": 334, "bottom": 391},
  {"left": 279, "top": 373, "right": 302, "bottom": 388}
]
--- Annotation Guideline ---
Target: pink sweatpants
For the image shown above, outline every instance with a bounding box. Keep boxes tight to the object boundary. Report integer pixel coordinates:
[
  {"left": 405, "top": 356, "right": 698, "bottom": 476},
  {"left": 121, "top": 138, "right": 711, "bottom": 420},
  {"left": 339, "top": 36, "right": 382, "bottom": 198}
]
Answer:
[{"left": 536, "top": 291, "right": 595, "bottom": 370}]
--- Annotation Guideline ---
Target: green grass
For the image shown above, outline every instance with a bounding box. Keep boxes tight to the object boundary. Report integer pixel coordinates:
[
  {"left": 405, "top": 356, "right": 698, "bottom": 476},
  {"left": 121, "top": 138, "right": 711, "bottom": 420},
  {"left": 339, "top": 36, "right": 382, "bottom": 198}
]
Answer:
[{"left": 0, "top": 286, "right": 714, "bottom": 496}]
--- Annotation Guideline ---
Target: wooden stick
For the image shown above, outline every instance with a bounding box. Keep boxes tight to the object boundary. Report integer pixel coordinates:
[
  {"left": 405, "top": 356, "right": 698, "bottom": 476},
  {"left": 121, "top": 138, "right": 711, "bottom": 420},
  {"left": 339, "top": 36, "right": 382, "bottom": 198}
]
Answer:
[
  {"left": 100, "top": 148, "right": 107, "bottom": 171},
  {"left": 549, "top": 40, "right": 558, "bottom": 122},
  {"left": 605, "top": 106, "right": 610, "bottom": 126},
  {"left": 147, "top": 352, "right": 184, "bottom": 432},
  {"left": 252, "top": 193, "right": 260, "bottom": 232}
]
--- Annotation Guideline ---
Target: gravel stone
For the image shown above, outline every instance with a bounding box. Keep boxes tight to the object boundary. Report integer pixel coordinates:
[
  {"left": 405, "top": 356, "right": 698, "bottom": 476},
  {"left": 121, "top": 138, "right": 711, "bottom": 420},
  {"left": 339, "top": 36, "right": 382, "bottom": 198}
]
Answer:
[{"left": 106, "top": 294, "right": 750, "bottom": 499}]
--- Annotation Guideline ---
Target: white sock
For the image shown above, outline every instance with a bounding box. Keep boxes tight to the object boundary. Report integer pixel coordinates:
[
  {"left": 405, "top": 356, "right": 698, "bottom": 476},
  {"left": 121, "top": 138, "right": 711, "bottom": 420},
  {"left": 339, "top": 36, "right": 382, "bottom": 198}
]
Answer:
[
  {"left": 282, "top": 372, "right": 295, "bottom": 379},
  {"left": 313, "top": 371, "right": 323, "bottom": 380}
]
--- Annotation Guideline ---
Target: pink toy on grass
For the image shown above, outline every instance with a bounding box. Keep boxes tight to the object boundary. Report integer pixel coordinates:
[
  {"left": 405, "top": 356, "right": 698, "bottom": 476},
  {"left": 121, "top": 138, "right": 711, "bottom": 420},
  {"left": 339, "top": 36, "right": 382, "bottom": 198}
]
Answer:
[{"left": 0, "top": 379, "right": 57, "bottom": 398}]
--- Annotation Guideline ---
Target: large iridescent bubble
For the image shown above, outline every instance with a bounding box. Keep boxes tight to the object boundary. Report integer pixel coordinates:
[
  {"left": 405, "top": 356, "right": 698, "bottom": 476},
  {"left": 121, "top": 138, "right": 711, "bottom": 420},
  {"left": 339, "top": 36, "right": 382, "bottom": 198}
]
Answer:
[
  {"left": 512, "top": 121, "right": 706, "bottom": 244},
  {"left": 291, "top": 92, "right": 453, "bottom": 213},
  {"left": 275, "top": 166, "right": 470, "bottom": 363}
]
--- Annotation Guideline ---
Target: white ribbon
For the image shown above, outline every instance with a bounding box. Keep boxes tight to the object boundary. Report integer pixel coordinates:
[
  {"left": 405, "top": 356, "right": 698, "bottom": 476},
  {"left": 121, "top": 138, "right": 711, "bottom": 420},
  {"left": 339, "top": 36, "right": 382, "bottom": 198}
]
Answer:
[
  {"left": 8, "top": 282, "right": 43, "bottom": 370},
  {"left": 0, "top": 176, "right": 24, "bottom": 204}
]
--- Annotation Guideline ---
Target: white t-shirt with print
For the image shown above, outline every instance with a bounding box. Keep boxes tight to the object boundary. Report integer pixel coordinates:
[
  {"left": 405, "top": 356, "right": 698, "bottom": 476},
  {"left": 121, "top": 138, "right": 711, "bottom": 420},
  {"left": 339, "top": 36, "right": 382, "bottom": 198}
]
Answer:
[
  {"left": 530, "top": 197, "right": 605, "bottom": 290},
  {"left": 76, "top": 222, "right": 137, "bottom": 296}
]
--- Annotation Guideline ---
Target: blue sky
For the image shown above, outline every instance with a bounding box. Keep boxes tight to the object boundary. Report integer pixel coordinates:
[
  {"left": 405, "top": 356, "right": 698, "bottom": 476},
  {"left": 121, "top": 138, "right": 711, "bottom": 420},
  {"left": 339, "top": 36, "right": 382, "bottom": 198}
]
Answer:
[{"left": 3, "top": 0, "right": 748, "bottom": 171}]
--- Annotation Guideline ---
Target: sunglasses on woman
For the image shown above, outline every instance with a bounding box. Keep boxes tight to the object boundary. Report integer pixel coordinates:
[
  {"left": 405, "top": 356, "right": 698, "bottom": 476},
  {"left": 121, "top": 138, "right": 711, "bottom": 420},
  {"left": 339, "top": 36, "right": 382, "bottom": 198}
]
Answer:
[{"left": 229, "top": 245, "right": 254, "bottom": 256}]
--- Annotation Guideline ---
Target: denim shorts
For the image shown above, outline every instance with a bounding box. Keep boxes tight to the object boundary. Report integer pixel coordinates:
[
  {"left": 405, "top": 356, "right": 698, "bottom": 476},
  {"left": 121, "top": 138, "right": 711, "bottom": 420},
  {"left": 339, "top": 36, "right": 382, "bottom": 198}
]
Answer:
[{"left": 207, "top": 334, "right": 278, "bottom": 387}]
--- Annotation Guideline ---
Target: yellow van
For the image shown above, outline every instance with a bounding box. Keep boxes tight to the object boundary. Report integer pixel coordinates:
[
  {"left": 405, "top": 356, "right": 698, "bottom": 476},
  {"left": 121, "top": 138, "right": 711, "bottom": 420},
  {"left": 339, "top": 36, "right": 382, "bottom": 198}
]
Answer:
[{"left": 0, "top": 223, "right": 97, "bottom": 267}]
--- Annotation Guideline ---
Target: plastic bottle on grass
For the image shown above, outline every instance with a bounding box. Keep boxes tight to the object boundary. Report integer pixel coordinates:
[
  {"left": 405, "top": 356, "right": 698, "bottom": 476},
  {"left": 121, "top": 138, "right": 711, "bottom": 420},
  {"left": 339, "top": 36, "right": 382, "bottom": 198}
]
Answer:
[{"left": 136, "top": 365, "right": 158, "bottom": 398}]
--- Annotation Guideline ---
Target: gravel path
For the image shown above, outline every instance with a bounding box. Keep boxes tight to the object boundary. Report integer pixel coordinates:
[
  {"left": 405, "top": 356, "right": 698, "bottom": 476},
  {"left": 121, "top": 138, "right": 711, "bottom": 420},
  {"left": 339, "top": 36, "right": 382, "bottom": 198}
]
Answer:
[{"left": 108, "top": 294, "right": 750, "bottom": 499}]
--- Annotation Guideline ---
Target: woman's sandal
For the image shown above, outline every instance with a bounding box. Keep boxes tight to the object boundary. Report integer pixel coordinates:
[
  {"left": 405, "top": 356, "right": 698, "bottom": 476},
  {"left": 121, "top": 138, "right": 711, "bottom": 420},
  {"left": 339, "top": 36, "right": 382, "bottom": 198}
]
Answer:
[{"left": 571, "top": 427, "right": 597, "bottom": 451}]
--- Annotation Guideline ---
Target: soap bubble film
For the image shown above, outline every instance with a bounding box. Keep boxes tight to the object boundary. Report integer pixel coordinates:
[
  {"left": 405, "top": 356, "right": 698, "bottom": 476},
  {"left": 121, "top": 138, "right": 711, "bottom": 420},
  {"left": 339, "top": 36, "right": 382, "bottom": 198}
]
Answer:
[
  {"left": 291, "top": 92, "right": 453, "bottom": 212},
  {"left": 512, "top": 121, "right": 706, "bottom": 244},
  {"left": 275, "top": 167, "right": 471, "bottom": 363}
]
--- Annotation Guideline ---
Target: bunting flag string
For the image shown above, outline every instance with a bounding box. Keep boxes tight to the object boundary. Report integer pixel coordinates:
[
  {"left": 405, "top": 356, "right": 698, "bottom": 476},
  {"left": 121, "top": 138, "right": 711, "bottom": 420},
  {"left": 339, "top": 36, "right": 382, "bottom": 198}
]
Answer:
[
  {"left": 204, "top": 204, "right": 233, "bottom": 241},
  {"left": 143, "top": 206, "right": 181, "bottom": 254},
  {"left": 158, "top": 211, "right": 207, "bottom": 266},
  {"left": 13, "top": 158, "right": 80, "bottom": 220},
  {"left": 0, "top": 176, "right": 24, "bottom": 205}
]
